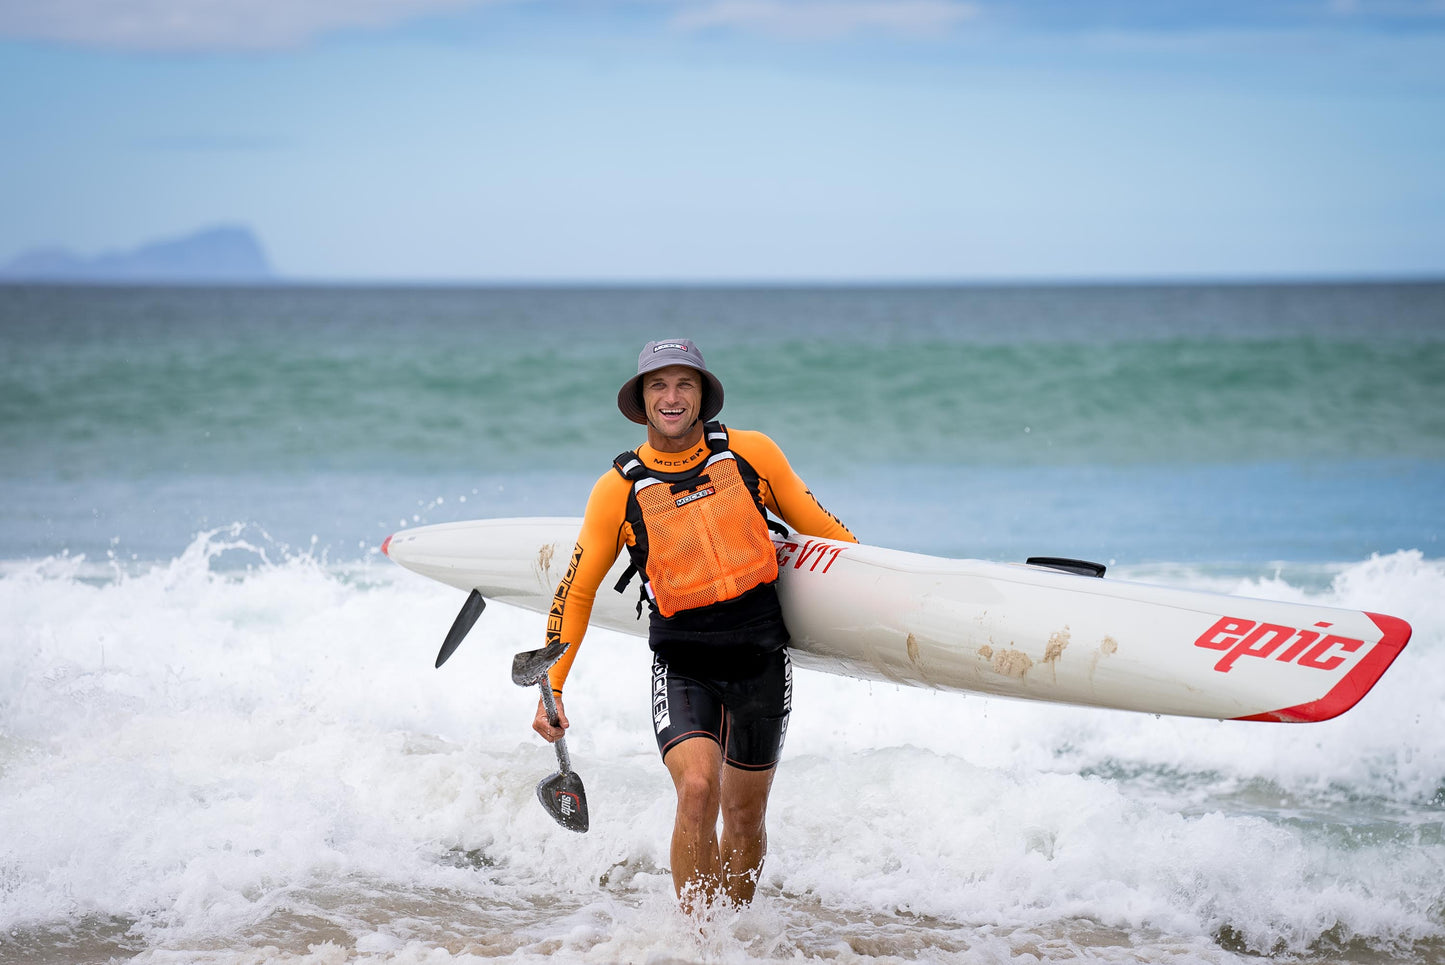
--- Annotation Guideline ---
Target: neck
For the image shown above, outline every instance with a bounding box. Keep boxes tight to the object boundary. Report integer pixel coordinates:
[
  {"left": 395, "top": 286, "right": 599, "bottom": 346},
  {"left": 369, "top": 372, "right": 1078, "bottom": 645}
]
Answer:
[{"left": 646, "top": 420, "right": 705, "bottom": 453}]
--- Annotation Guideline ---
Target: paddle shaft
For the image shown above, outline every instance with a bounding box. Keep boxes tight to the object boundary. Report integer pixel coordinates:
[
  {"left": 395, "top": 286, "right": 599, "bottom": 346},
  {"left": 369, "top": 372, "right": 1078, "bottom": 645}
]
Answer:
[{"left": 537, "top": 679, "right": 573, "bottom": 774}]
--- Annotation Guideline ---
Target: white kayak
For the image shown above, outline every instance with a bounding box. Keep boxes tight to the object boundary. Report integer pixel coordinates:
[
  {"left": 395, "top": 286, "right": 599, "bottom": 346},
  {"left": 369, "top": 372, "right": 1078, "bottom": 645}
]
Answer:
[{"left": 382, "top": 517, "right": 1409, "bottom": 723}]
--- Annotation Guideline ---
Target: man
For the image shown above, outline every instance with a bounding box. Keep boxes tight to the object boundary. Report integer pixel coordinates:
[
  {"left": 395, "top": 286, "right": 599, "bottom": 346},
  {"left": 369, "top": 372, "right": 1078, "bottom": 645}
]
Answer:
[{"left": 532, "top": 338, "right": 855, "bottom": 911}]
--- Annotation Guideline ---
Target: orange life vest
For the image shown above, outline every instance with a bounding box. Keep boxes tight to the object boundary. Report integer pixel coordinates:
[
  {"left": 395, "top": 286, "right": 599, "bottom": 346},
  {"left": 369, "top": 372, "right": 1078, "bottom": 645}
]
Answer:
[{"left": 614, "top": 423, "right": 781, "bottom": 619}]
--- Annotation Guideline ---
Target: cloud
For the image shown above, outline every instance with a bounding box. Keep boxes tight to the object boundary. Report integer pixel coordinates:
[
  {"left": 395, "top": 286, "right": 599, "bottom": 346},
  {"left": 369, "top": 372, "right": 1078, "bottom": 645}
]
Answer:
[
  {"left": 0, "top": 0, "right": 504, "bottom": 51},
  {"left": 670, "top": 0, "right": 980, "bottom": 39},
  {"left": 4, "top": 0, "right": 1437, "bottom": 54}
]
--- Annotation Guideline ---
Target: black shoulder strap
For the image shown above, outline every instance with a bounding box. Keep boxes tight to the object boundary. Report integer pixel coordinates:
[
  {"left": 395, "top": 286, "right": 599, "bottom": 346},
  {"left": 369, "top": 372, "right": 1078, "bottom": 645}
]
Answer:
[
  {"left": 703, "top": 421, "right": 728, "bottom": 453},
  {"left": 613, "top": 450, "right": 646, "bottom": 481},
  {"left": 611, "top": 448, "right": 647, "bottom": 616}
]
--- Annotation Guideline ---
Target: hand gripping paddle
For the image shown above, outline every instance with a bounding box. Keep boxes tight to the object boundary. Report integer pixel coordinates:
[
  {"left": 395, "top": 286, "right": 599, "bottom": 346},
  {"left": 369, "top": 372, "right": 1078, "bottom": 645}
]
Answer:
[{"left": 511, "top": 642, "right": 589, "bottom": 833}]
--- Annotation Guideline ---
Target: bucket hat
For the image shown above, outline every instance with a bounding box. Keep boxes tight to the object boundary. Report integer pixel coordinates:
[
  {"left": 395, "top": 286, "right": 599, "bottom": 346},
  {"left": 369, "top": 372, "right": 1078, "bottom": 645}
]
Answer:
[{"left": 617, "top": 339, "right": 725, "bottom": 425}]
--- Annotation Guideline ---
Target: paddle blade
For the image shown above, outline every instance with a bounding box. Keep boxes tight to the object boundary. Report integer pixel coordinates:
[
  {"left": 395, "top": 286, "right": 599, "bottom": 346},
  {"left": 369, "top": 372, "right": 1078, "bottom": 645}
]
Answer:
[
  {"left": 536, "top": 770, "right": 589, "bottom": 833},
  {"left": 511, "top": 642, "right": 571, "bottom": 686},
  {"left": 436, "top": 589, "right": 486, "bottom": 668}
]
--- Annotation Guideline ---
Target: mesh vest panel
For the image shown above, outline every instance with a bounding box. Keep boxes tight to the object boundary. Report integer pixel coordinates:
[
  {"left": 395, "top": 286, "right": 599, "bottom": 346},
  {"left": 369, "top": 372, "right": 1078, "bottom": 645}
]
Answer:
[{"left": 633, "top": 455, "right": 779, "bottom": 618}]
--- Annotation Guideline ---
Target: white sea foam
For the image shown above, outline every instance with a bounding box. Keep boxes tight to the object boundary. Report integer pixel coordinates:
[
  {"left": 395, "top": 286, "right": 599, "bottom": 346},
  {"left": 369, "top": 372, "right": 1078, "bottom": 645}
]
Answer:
[{"left": 1, "top": 532, "right": 1441, "bottom": 963}]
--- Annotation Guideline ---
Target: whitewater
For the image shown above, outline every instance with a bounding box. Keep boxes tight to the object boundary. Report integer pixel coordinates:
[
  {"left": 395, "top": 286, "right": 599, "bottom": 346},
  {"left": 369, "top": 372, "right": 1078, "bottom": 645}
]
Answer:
[
  {"left": 2, "top": 282, "right": 1442, "bottom": 962},
  {"left": 2, "top": 527, "right": 1441, "bottom": 964}
]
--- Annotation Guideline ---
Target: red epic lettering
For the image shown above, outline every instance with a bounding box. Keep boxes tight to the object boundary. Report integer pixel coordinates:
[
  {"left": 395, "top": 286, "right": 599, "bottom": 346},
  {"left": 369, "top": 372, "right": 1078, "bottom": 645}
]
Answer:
[
  {"left": 1298, "top": 634, "right": 1365, "bottom": 671},
  {"left": 1193, "top": 616, "right": 1365, "bottom": 674}
]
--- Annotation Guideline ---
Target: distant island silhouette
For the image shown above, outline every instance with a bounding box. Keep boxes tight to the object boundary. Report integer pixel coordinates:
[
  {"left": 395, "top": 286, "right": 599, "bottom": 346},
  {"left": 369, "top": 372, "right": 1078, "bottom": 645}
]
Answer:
[{"left": 0, "top": 225, "right": 274, "bottom": 282}]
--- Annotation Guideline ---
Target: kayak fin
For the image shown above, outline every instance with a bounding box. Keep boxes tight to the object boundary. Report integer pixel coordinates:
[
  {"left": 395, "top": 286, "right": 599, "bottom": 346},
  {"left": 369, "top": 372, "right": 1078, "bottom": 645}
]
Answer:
[{"left": 435, "top": 589, "right": 486, "bottom": 668}]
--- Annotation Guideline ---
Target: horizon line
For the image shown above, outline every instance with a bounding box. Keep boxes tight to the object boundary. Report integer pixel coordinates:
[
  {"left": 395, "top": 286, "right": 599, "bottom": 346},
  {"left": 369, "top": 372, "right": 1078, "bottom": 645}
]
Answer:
[{"left": 3, "top": 272, "right": 1444, "bottom": 290}]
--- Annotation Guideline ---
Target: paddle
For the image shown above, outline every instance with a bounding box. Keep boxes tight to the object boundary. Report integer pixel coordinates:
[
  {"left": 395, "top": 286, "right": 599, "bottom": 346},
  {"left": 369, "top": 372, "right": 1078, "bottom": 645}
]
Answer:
[
  {"left": 511, "top": 642, "right": 589, "bottom": 833},
  {"left": 435, "top": 589, "right": 486, "bottom": 668}
]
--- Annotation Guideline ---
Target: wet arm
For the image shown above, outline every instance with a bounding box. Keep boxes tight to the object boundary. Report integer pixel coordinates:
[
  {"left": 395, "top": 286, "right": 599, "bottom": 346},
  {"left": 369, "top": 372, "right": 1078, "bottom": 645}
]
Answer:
[
  {"left": 544, "top": 472, "right": 631, "bottom": 694},
  {"left": 734, "top": 430, "right": 857, "bottom": 543}
]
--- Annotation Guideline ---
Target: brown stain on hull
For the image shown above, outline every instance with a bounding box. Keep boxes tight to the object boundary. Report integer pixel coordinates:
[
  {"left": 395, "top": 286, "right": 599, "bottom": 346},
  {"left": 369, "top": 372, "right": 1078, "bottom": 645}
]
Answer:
[
  {"left": 1043, "top": 627, "right": 1070, "bottom": 664},
  {"left": 1087, "top": 635, "right": 1120, "bottom": 686},
  {"left": 534, "top": 542, "right": 557, "bottom": 587},
  {"left": 1042, "top": 626, "right": 1071, "bottom": 681},
  {"left": 990, "top": 647, "right": 1034, "bottom": 678}
]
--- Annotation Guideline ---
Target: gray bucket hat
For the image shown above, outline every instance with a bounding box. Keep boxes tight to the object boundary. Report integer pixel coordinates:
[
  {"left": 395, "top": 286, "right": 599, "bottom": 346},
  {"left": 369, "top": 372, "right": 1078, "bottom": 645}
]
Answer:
[{"left": 617, "top": 338, "right": 725, "bottom": 425}]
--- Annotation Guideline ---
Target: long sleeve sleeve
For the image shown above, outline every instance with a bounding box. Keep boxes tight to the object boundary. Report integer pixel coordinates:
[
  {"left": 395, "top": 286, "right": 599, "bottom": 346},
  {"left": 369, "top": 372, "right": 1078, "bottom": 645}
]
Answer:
[
  {"left": 729, "top": 429, "right": 857, "bottom": 543},
  {"left": 544, "top": 471, "right": 632, "bottom": 693}
]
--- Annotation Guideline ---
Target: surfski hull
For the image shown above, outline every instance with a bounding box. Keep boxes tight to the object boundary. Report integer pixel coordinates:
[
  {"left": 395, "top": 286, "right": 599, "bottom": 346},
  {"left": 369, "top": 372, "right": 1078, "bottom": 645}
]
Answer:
[{"left": 382, "top": 517, "right": 1409, "bottom": 723}]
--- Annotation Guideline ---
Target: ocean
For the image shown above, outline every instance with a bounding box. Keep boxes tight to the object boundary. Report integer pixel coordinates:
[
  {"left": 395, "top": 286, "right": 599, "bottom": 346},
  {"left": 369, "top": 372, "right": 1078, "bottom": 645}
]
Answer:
[{"left": 1, "top": 282, "right": 1442, "bottom": 964}]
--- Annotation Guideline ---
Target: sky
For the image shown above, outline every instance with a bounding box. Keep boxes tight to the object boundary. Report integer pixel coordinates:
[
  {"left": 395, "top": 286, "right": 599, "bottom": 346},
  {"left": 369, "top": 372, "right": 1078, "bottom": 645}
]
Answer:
[{"left": 1, "top": 0, "right": 1443, "bottom": 282}]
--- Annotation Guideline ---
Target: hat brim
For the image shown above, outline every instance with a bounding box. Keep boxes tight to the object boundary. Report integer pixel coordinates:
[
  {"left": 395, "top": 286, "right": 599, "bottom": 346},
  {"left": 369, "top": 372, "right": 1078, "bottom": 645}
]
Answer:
[{"left": 617, "top": 365, "right": 725, "bottom": 425}]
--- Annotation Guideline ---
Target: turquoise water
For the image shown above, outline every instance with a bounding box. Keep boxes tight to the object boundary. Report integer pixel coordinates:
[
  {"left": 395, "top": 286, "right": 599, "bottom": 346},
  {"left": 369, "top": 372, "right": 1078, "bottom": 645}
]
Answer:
[
  {"left": 2, "top": 282, "right": 1444, "bottom": 963},
  {"left": 2, "top": 282, "right": 1441, "bottom": 563}
]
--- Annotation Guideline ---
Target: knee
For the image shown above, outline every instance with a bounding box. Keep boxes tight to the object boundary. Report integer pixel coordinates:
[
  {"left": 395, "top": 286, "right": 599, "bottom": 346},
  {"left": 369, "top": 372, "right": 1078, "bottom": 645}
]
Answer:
[
  {"left": 721, "top": 795, "right": 767, "bottom": 836},
  {"left": 673, "top": 772, "right": 720, "bottom": 827}
]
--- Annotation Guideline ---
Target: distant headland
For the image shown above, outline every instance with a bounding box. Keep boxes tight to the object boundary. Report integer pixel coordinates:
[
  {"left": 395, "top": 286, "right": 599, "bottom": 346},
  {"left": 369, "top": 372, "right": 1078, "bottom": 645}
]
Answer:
[{"left": 0, "top": 225, "right": 274, "bottom": 283}]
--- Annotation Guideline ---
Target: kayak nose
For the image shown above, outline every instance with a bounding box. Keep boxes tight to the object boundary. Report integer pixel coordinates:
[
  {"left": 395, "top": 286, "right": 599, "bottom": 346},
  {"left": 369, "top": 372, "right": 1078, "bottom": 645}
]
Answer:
[{"left": 381, "top": 534, "right": 392, "bottom": 557}]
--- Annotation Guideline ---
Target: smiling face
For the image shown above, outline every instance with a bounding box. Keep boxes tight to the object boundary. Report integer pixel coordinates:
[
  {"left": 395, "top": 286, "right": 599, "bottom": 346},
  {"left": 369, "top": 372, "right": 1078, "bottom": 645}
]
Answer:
[{"left": 642, "top": 364, "right": 706, "bottom": 451}]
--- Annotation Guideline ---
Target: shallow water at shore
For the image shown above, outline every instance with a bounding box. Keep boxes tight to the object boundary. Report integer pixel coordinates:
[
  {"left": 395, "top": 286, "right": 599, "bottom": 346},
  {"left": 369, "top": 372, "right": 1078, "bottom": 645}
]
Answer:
[
  {"left": 2, "top": 282, "right": 1441, "bottom": 962},
  {"left": 1, "top": 533, "right": 1441, "bottom": 963}
]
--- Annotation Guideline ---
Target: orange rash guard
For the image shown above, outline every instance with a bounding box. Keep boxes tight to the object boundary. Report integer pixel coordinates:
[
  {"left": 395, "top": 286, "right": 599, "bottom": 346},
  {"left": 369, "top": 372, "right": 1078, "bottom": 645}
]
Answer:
[{"left": 545, "top": 428, "right": 855, "bottom": 694}]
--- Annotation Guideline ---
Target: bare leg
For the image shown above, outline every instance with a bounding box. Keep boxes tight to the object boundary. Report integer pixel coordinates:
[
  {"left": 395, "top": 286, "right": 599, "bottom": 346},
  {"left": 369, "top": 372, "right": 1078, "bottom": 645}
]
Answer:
[
  {"left": 663, "top": 737, "right": 724, "bottom": 912},
  {"left": 719, "top": 764, "right": 775, "bottom": 905}
]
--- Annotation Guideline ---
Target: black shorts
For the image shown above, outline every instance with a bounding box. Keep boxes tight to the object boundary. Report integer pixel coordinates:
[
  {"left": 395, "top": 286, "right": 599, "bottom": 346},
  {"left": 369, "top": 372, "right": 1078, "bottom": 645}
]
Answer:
[{"left": 650, "top": 649, "right": 792, "bottom": 771}]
